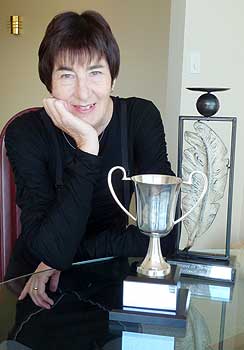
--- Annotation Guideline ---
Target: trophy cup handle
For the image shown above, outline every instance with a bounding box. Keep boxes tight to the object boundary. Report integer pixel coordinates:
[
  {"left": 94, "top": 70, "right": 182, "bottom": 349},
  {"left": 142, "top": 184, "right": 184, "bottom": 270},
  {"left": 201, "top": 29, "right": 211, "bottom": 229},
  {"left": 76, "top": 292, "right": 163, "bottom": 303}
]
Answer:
[
  {"left": 174, "top": 171, "right": 208, "bottom": 224},
  {"left": 107, "top": 166, "right": 137, "bottom": 222}
]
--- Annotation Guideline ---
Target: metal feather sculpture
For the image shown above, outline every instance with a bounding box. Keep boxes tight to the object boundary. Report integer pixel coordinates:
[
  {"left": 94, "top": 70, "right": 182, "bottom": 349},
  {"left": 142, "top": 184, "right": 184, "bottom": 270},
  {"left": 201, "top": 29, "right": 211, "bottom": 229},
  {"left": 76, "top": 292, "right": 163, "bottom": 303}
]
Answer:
[{"left": 182, "top": 121, "right": 229, "bottom": 251}]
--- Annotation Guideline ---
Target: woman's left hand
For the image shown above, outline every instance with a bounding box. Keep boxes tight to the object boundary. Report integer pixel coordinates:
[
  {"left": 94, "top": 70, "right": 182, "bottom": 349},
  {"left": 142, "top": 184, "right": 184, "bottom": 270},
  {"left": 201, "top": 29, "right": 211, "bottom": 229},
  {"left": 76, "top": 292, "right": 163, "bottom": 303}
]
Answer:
[
  {"left": 43, "top": 97, "right": 99, "bottom": 155},
  {"left": 18, "top": 262, "right": 61, "bottom": 309}
]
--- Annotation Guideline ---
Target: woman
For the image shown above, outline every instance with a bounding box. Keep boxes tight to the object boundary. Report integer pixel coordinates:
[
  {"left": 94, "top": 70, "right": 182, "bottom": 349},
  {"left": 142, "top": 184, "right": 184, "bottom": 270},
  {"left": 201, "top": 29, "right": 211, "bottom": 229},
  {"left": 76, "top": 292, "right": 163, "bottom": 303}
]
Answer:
[{"left": 5, "top": 10, "right": 176, "bottom": 308}]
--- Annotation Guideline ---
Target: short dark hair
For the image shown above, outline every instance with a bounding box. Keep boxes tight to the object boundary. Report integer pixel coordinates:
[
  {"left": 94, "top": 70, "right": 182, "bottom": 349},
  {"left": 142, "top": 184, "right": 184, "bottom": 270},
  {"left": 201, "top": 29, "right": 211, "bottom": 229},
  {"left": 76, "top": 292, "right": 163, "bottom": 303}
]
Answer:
[{"left": 38, "top": 10, "right": 120, "bottom": 92}]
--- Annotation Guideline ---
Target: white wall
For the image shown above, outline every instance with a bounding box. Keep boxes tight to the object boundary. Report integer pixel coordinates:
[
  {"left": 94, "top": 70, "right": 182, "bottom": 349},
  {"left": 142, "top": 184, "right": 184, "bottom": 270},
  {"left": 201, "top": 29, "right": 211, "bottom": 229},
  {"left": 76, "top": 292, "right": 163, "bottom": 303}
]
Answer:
[
  {"left": 166, "top": 0, "right": 244, "bottom": 247},
  {"left": 165, "top": 0, "right": 186, "bottom": 171},
  {"left": 0, "top": 0, "right": 171, "bottom": 129},
  {"left": 3, "top": 0, "right": 243, "bottom": 248}
]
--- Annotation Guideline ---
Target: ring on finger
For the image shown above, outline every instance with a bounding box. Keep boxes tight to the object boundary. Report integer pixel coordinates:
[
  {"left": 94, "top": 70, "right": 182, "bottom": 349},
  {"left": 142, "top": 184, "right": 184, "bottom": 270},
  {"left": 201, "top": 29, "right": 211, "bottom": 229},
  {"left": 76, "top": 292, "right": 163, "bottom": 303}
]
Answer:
[{"left": 33, "top": 287, "right": 38, "bottom": 291}]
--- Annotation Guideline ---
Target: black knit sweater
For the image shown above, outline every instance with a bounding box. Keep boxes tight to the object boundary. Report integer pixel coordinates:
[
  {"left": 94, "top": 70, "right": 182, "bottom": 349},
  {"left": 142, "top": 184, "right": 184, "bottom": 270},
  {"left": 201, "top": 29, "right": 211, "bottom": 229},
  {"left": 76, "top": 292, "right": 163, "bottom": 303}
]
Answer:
[{"left": 5, "top": 96, "right": 177, "bottom": 278}]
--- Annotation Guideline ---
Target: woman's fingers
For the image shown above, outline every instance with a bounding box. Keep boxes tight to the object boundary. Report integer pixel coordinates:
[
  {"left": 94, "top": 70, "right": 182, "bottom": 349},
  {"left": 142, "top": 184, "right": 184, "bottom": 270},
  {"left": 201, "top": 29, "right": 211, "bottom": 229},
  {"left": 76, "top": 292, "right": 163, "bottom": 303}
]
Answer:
[
  {"left": 43, "top": 97, "right": 95, "bottom": 135},
  {"left": 32, "top": 271, "right": 56, "bottom": 308},
  {"left": 43, "top": 97, "right": 60, "bottom": 126},
  {"left": 43, "top": 98, "right": 68, "bottom": 126},
  {"left": 18, "top": 280, "right": 30, "bottom": 300},
  {"left": 18, "top": 263, "right": 59, "bottom": 309},
  {"left": 43, "top": 97, "right": 99, "bottom": 154},
  {"left": 30, "top": 280, "right": 54, "bottom": 309},
  {"left": 49, "top": 271, "right": 61, "bottom": 292}
]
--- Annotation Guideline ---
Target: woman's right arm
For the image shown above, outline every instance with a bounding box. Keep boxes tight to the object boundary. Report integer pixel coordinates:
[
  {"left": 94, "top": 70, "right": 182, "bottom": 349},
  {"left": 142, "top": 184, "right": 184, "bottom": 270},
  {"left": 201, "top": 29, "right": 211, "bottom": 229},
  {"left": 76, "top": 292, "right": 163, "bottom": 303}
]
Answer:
[{"left": 5, "top": 112, "right": 100, "bottom": 271}]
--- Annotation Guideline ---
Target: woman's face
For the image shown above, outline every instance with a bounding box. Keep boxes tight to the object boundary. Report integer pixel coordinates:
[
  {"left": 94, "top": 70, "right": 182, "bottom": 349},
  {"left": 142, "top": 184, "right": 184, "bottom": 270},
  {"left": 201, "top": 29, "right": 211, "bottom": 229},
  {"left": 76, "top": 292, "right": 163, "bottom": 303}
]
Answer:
[{"left": 51, "top": 55, "right": 113, "bottom": 131}]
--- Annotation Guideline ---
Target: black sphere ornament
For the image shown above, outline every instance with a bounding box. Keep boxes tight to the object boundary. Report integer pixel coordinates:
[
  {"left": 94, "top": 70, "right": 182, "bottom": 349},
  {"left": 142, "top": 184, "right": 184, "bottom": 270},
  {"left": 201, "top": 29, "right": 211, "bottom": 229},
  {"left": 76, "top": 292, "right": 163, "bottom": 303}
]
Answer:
[
  {"left": 196, "top": 93, "right": 219, "bottom": 117},
  {"left": 187, "top": 87, "right": 230, "bottom": 117}
]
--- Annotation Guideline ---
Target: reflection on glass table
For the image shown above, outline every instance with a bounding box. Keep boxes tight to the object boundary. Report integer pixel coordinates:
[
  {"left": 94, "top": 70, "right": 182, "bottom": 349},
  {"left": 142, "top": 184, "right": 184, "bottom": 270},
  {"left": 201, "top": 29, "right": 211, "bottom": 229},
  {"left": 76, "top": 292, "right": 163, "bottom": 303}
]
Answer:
[{"left": 0, "top": 251, "right": 244, "bottom": 349}]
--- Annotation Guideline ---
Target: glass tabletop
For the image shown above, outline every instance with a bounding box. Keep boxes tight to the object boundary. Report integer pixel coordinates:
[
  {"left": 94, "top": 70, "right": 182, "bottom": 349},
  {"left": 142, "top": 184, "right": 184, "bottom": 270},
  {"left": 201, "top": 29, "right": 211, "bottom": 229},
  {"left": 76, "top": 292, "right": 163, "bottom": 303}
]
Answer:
[{"left": 1, "top": 251, "right": 244, "bottom": 350}]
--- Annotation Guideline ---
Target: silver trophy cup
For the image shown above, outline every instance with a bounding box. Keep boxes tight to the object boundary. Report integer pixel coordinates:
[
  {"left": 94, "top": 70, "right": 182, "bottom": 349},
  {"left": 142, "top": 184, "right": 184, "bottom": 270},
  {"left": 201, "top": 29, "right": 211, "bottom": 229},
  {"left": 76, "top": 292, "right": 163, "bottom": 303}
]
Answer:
[{"left": 108, "top": 166, "right": 208, "bottom": 278}]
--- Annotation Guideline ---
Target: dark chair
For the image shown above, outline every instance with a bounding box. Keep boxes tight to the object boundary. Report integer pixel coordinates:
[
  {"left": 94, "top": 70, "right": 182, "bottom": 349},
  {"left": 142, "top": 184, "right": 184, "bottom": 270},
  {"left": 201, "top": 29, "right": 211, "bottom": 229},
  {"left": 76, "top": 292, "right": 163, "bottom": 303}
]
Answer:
[{"left": 0, "top": 107, "right": 40, "bottom": 281}]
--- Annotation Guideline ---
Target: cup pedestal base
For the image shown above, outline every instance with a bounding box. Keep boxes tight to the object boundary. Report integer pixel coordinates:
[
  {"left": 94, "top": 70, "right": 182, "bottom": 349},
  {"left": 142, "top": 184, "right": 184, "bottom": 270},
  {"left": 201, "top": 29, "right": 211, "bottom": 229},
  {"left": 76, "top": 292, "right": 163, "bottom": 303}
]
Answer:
[{"left": 137, "top": 235, "right": 171, "bottom": 277}]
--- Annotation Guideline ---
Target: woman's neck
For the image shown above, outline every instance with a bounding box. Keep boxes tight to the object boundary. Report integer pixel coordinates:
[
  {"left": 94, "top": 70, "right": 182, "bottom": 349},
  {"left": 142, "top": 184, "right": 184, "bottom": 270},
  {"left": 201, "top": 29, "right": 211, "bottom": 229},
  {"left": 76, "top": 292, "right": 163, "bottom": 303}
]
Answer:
[{"left": 96, "top": 97, "right": 114, "bottom": 136}]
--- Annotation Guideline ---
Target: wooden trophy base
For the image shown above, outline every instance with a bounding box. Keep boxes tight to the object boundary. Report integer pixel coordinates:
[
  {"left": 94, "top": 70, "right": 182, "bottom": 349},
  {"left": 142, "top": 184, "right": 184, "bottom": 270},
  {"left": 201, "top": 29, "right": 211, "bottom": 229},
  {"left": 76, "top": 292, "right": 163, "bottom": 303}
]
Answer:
[{"left": 109, "top": 265, "right": 190, "bottom": 327}]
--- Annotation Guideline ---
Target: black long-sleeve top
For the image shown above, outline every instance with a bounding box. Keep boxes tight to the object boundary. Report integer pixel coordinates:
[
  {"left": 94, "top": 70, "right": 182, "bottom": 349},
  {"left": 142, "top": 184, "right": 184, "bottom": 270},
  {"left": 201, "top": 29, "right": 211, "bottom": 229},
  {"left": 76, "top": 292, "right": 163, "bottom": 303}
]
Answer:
[{"left": 5, "top": 96, "right": 177, "bottom": 278}]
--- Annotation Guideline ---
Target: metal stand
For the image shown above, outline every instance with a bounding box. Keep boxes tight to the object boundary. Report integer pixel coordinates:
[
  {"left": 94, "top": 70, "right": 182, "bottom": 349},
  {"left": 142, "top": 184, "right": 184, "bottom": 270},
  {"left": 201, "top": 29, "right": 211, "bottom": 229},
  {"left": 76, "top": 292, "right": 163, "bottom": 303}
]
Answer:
[{"left": 174, "top": 115, "right": 237, "bottom": 283}]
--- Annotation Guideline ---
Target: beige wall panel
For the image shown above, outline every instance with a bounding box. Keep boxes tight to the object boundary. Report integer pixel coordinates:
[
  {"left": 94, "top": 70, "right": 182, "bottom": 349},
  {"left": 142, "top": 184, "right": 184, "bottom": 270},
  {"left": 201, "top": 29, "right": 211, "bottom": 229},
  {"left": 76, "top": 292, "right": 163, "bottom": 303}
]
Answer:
[
  {"left": 181, "top": 0, "right": 244, "bottom": 249},
  {"left": 0, "top": 0, "right": 171, "bottom": 130},
  {"left": 166, "top": 0, "right": 244, "bottom": 249}
]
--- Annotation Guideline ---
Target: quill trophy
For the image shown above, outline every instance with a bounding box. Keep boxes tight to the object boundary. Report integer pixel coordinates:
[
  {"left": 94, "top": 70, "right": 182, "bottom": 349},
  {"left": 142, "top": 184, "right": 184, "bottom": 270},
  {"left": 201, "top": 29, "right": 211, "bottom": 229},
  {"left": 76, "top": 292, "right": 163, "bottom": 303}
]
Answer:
[{"left": 170, "top": 104, "right": 237, "bottom": 284}]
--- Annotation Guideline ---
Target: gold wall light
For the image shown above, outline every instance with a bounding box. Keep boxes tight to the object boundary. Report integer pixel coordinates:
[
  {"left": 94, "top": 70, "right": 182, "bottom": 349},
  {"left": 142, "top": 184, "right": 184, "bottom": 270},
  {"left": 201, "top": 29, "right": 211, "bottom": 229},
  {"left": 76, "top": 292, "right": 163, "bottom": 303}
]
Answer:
[{"left": 10, "top": 16, "right": 22, "bottom": 35}]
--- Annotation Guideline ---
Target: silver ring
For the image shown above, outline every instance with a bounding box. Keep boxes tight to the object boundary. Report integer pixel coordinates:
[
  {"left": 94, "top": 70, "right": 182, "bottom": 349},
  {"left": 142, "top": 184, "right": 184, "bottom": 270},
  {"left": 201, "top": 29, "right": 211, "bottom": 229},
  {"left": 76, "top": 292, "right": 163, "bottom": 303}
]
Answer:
[{"left": 33, "top": 287, "right": 38, "bottom": 291}]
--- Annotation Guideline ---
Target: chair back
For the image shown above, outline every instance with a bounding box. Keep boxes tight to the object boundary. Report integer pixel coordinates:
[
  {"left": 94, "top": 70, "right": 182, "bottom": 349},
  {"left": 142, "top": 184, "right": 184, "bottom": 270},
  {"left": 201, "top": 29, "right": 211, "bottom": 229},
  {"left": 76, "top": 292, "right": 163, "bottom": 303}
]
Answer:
[{"left": 0, "top": 107, "right": 40, "bottom": 281}]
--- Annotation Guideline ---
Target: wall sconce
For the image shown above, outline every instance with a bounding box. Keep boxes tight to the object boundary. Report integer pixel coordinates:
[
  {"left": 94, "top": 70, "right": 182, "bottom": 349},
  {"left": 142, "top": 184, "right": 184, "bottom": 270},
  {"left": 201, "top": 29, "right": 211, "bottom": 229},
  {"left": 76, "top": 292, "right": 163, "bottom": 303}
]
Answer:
[{"left": 10, "top": 16, "right": 22, "bottom": 35}]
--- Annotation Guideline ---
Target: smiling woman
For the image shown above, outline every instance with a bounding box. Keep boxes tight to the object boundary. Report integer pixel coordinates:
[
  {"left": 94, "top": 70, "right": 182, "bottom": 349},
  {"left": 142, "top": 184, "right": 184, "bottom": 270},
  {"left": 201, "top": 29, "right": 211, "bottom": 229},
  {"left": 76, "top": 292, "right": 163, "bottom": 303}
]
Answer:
[
  {"left": 38, "top": 11, "right": 120, "bottom": 93},
  {"left": 51, "top": 57, "right": 113, "bottom": 136},
  {"left": 4, "top": 10, "right": 177, "bottom": 309}
]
